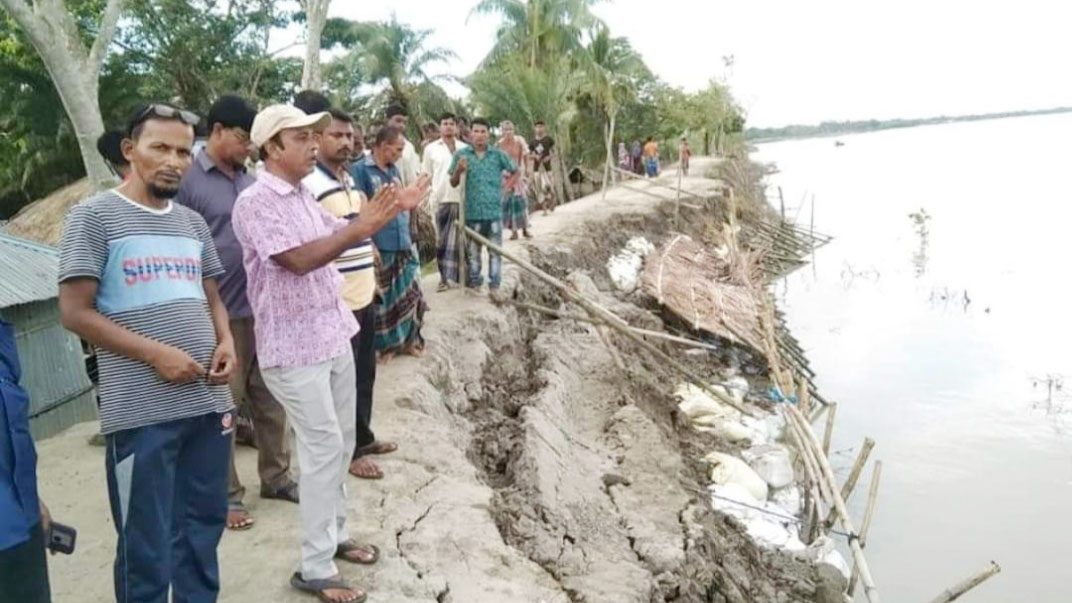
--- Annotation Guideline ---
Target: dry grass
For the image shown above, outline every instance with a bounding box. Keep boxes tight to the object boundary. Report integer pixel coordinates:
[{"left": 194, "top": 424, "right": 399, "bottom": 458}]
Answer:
[
  {"left": 641, "top": 233, "right": 767, "bottom": 354},
  {"left": 3, "top": 178, "right": 94, "bottom": 246}
]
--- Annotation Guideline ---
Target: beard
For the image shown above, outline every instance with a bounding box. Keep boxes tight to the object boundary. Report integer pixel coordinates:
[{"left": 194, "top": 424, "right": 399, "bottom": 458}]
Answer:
[{"left": 147, "top": 181, "right": 181, "bottom": 199}]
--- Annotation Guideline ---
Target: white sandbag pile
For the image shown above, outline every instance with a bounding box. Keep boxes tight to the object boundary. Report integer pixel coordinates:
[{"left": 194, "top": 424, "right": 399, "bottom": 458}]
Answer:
[
  {"left": 681, "top": 379, "right": 849, "bottom": 574},
  {"left": 607, "top": 237, "right": 656, "bottom": 293}
]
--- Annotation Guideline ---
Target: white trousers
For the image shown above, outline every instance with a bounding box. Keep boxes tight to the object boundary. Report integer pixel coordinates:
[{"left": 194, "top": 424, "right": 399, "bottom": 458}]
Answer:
[{"left": 262, "top": 351, "right": 357, "bottom": 580}]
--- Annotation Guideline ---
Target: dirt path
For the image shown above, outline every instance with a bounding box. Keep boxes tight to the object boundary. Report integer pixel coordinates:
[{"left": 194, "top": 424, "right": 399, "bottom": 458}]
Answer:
[{"left": 35, "top": 160, "right": 835, "bottom": 603}]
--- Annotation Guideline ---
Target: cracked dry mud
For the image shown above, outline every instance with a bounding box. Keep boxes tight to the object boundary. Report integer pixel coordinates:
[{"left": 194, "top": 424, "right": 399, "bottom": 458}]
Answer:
[{"left": 35, "top": 159, "right": 845, "bottom": 602}]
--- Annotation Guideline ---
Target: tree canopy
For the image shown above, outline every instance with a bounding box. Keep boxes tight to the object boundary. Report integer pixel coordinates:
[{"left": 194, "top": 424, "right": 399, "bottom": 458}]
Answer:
[{"left": 0, "top": 0, "right": 746, "bottom": 220}]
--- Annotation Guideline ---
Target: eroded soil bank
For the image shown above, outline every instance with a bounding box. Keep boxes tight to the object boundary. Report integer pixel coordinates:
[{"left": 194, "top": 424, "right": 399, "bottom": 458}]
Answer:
[{"left": 36, "top": 159, "right": 844, "bottom": 602}]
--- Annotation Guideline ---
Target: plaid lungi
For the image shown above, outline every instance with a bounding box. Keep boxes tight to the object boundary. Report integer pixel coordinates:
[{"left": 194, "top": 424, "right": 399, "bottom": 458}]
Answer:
[
  {"left": 435, "top": 203, "right": 460, "bottom": 284},
  {"left": 374, "top": 249, "right": 426, "bottom": 352},
  {"left": 502, "top": 194, "right": 527, "bottom": 230}
]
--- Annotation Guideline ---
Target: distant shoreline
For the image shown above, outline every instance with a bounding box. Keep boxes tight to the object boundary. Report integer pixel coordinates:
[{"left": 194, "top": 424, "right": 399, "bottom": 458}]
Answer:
[{"left": 747, "top": 106, "right": 1072, "bottom": 143}]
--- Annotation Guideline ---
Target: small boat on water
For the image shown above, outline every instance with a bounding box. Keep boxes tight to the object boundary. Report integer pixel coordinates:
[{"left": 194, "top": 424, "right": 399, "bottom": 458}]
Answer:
[{"left": 834, "top": 140, "right": 845, "bottom": 147}]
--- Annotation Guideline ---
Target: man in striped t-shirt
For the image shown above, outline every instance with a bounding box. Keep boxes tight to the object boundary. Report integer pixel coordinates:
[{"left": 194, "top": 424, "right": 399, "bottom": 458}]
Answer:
[
  {"left": 301, "top": 107, "right": 396, "bottom": 481},
  {"left": 58, "top": 105, "right": 236, "bottom": 603}
]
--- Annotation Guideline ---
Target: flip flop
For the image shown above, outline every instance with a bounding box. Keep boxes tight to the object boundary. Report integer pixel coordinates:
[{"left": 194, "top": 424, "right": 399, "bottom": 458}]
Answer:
[
  {"left": 355, "top": 441, "right": 398, "bottom": 456},
  {"left": 348, "top": 457, "right": 384, "bottom": 480},
  {"left": 289, "top": 572, "right": 366, "bottom": 603},
  {"left": 335, "top": 541, "right": 380, "bottom": 565},
  {"left": 226, "top": 503, "right": 255, "bottom": 531},
  {"left": 261, "top": 480, "right": 300, "bottom": 504}
]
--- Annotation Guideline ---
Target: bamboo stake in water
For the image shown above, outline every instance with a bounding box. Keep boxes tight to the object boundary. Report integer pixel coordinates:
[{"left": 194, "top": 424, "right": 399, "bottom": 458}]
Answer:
[
  {"left": 784, "top": 405, "right": 881, "bottom": 603},
  {"left": 927, "top": 562, "right": 1001, "bottom": 603},
  {"left": 848, "top": 460, "right": 882, "bottom": 597},
  {"left": 823, "top": 437, "right": 875, "bottom": 531},
  {"left": 822, "top": 402, "right": 838, "bottom": 457}
]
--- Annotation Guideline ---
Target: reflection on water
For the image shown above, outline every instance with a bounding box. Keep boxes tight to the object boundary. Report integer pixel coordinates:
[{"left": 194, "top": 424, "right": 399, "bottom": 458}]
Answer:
[
  {"left": 909, "top": 208, "right": 931, "bottom": 277},
  {"left": 756, "top": 113, "right": 1072, "bottom": 603}
]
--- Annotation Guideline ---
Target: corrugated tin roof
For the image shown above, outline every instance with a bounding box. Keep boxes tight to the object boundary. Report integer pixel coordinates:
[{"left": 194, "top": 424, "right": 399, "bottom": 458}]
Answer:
[{"left": 0, "top": 233, "right": 59, "bottom": 308}]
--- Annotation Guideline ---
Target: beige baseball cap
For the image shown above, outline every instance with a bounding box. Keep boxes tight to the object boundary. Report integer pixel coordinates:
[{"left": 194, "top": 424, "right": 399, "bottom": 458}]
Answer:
[{"left": 250, "top": 104, "right": 332, "bottom": 147}]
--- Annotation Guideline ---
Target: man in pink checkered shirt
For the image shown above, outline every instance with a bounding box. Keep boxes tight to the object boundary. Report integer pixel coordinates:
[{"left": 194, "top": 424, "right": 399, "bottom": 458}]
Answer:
[{"left": 232, "top": 104, "right": 429, "bottom": 603}]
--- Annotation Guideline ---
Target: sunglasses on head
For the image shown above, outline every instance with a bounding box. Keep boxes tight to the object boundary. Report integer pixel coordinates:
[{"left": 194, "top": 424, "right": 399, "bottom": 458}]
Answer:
[{"left": 130, "top": 104, "right": 200, "bottom": 133}]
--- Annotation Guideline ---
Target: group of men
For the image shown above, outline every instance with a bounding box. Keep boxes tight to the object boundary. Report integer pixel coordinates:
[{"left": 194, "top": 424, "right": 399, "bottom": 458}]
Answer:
[{"left": 0, "top": 90, "right": 560, "bottom": 603}]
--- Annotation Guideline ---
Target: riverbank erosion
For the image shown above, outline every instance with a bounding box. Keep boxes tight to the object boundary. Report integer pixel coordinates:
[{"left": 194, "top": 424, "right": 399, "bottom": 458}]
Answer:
[{"left": 35, "top": 158, "right": 845, "bottom": 602}]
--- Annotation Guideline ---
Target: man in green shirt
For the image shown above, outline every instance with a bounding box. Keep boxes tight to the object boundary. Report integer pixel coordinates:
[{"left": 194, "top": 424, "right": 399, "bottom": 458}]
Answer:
[{"left": 449, "top": 118, "right": 517, "bottom": 290}]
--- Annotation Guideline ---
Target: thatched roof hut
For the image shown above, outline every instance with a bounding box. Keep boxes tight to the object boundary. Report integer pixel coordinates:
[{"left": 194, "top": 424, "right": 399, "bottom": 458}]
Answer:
[{"left": 3, "top": 178, "right": 94, "bottom": 246}]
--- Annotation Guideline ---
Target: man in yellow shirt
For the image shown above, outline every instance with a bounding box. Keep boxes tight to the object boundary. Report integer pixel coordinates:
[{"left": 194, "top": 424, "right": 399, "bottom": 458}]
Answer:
[{"left": 302, "top": 107, "right": 397, "bottom": 480}]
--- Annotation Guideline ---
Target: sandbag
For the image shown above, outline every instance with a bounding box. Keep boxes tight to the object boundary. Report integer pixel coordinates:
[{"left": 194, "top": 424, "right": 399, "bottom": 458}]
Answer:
[
  {"left": 742, "top": 444, "right": 795, "bottom": 489},
  {"left": 703, "top": 451, "right": 769, "bottom": 501}
]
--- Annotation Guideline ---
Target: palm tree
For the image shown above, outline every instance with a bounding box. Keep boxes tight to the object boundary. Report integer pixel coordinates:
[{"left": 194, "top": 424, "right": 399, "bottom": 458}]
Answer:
[
  {"left": 577, "top": 25, "right": 646, "bottom": 197},
  {"left": 470, "top": 0, "right": 603, "bottom": 69},
  {"left": 348, "top": 15, "right": 457, "bottom": 110}
]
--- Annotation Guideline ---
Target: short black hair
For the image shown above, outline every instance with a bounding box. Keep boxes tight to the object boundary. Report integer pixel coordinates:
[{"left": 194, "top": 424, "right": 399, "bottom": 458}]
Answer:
[
  {"left": 457, "top": 115, "right": 469, "bottom": 125},
  {"left": 207, "top": 95, "right": 256, "bottom": 132},
  {"left": 96, "top": 130, "right": 127, "bottom": 168},
  {"left": 534, "top": 119, "right": 546, "bottom": 126},
  {"left": 374, "top": 125, "right": 403, "bottom": 147},
  {"left": 470, "top": 118, "right": 490, "bottom": 129},
  {"left": 293, "top": 90, "right": 332, "bottom": 115},
  {"left": 422, "top": 122, "right": 439, "bottom": 133},
  {"left": 438, "top": 112, "right": 456, "bottom": 124},
  {"left": 328, "top": 108, "right": 354, "bottom": 124},
  {"left": 385, "top": 104, "right": 408, "bottom": 119}
]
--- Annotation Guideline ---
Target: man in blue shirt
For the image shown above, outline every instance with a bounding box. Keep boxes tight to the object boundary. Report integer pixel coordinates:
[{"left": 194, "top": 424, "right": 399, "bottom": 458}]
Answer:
[
  {"left": 0, "top": 318, "right": 51, "bottom": 603},
  {"left": 352, "top": 126, "right": 431, "bottom": 358}
]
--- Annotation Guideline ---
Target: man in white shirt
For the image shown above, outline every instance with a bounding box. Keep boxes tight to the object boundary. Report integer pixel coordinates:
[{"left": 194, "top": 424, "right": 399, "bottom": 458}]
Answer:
[
  {"left": 385, "top": 105, "right": 421, "bottom": 186},
  {"left": 421, "top": 112, "right": 468, "bottom": 291}
]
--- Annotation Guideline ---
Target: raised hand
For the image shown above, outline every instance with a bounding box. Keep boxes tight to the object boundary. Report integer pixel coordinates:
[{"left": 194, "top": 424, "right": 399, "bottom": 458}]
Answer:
[
  {"left": 456, "top": 157, "right": 468, "bottom": 174},
  {"left": 360, "top": 184, "right": 401, "bottom": 231},
  {"left": 398, "top": 174, "right": 432, "bottom": 210}
]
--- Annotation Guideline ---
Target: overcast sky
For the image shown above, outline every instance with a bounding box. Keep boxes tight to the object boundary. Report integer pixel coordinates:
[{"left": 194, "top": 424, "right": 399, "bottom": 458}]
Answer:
[{"left": 327, "top": 0, "right": 1072, "bottom": 128}]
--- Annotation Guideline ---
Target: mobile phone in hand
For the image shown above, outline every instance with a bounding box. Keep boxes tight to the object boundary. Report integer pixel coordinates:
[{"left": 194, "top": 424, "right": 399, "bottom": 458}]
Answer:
[{"left": 47, "top": 522, "right": 77, "bottom": 555}]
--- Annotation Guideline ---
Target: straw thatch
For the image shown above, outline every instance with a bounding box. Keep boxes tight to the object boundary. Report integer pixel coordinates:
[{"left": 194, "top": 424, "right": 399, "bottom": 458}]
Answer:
[
  {"left": 641, "top": 234, "right": 766, "bottom": 353},
  {"left": 3, "top": 178, "right": 95, "bottom": 247}
]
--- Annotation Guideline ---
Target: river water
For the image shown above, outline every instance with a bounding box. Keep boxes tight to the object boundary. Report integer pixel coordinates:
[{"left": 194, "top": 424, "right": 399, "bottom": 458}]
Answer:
[{"left": 755, "top": 113, "right": 1072, "bottom": 602}]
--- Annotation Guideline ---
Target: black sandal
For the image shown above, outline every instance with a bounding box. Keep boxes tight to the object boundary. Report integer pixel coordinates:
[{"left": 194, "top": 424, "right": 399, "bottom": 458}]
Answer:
[
  {"left": 289, "top": 572, "right": 366, "bottom": 603},
  {"left": 335, "top": 540, "right": 380, "bottom": 565},
  {"left": 261, "top": 480, "right": 300, "bottom": 504}
]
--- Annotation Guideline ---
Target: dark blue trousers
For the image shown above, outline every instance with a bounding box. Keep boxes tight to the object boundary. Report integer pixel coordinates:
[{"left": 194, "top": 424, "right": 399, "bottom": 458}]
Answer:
[{"left": 105, "top": 412, "right": 231, "bottom": 603}]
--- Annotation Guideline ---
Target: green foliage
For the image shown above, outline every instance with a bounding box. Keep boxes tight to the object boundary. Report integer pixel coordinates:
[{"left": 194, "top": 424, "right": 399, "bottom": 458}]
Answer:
[
  {"left": 115, "top": 0, "right": 299, "bottom": 112},
  {"left": 0, "top": 14, "right": 84, "bottom": 217},
  {"left": 746, "top": 106, "right": 1072, "bottom": 142}
]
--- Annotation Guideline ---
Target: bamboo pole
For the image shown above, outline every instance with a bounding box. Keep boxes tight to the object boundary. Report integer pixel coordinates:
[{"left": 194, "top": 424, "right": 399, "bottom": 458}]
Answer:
[
  {"left": 927, "top": 562, "right": 1001, "bottom": 603},
  {"left": 848, "top": 461, "right": 882, "bottom": 597},
  {"left": 457, "top": 183, "right": 467, "bottom": 286},
  {"left": 798, "top": 374, "right": 811, "bottom": 417},
  {"left": 784, "top": 405, "right": 881, "bottom": 603},
  {"left": 464, "top": 225, "right": 754, "bottom": 417},
  {"left": 822, "top": 402, "right": 838, "bottom": 456},
  {"left": 823, "top": 437, "right": 875, "bottom": 531},
  {"left": 507, "top": 300, "right": 724, "bottom": 352},
  {"left": 608, "top": 164, "right": 708, "bottom": 201}
]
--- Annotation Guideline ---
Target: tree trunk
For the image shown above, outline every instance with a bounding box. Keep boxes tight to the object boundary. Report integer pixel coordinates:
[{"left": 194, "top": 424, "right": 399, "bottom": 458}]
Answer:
[
  {"left": 300, "top": 0, "right": 331, "bottom": 90},
  {"left": 601, "top": 111, "right": 616, "bottom": 200},
  {"left": 0, "top": 0, "right": 125, "bottom": 191}
]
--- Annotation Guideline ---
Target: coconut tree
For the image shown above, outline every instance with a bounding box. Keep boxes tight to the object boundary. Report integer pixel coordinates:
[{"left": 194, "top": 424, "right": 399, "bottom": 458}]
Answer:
[
  {"left": 577, "top": 25, "right": 645, "bottom": 197},
  {"left": 470, "top": 0, "right": 602, "bottom": 69},
  {"left": 351, "top": 15, "right": 457, "bottom": 110}
]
